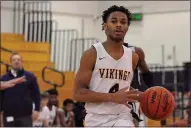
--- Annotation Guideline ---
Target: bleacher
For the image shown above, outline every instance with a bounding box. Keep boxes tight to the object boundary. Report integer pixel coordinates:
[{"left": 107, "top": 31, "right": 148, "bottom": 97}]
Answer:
[{"left": 0, "top": 32, "right": 76, "bottom": 108}]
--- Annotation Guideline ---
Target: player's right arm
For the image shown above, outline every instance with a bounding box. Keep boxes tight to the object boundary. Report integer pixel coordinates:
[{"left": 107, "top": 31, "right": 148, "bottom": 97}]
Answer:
[{"left": 73, "top": 47, "right": 140, "bottom": 104}]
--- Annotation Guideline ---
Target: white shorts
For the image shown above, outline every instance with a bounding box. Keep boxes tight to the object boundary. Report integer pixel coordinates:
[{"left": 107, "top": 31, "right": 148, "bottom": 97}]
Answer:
[{"left": 85, "top": 113, "right": 135, "bottom": 127}]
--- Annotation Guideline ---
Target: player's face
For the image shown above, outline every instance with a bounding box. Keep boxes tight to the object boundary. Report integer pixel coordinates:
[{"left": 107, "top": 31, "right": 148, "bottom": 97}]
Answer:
[
  {"left": 104, "top": 11, "right": 128, "bottom": 42},
  {"left": 11, "top": 54, "right": 23, "bottom": 70},
  {"left": 41, "top": 97, "right": 49, "bottom": 106},
  {"left": 48, "top": 95, "right": 58, "bottom": 107},
  {"left": 66, "top": 103, "right": 74, "bottom": 112}
]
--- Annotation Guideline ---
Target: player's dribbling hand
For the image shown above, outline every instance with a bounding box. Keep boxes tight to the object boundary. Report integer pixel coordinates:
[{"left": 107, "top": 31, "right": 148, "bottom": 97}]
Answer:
[{"left": 111, "top": 86, "right": 143, "bottom": 105}]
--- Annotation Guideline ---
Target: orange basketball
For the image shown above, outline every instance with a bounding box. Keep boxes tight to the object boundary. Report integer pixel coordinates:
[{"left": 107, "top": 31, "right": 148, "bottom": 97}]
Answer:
[{"left": 140, "top": 86, "right": 175, "bottom": 120}]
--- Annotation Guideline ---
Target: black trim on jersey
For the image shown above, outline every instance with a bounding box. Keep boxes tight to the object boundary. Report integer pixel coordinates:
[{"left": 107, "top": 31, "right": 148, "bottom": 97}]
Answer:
[{"left": 91, "top": 45, "right": 96, "bottom": 71}]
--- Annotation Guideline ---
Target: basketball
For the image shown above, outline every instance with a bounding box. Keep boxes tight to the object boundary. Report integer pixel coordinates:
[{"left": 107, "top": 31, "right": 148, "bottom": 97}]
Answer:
[{"left": 140, "top": 86, "right": 175, "bottom": 120}]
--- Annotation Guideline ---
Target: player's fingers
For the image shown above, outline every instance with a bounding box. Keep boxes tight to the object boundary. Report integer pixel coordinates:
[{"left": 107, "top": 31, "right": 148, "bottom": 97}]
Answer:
[
  {"left": 126, "top": 94, "right": 141, "bottom": 102},
  {"left": 125, "top": 89, "right": 139, "bottom": 95},
  {"left": 126, "top": 98, "right": 138, "bottom": 103}
]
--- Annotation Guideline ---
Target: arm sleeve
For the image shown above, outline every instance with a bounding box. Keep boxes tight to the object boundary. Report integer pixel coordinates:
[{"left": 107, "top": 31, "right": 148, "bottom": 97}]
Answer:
[
  {"left": 140, "top": 71, "right": 154, "bottom": 88},
  {"left": 30, "top": 75, "right": 41, "bottom": 111}
]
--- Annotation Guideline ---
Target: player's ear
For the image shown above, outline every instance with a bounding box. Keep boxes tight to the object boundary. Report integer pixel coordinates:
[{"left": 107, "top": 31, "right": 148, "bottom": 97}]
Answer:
[{"left": 103, "top": 23, "right": 107, "bottom": 31}]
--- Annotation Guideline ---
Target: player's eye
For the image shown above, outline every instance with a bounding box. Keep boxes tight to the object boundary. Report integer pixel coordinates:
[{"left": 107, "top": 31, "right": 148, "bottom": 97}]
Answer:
[
  {"left": 111, "top": 20, "right": 117, "bottom": 23},
  {"left": 121, "top": 21, "right": 127, "bottom": 24}
]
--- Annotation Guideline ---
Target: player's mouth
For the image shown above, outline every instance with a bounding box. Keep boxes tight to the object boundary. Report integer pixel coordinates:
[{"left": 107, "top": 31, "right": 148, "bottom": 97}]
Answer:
[{"left": 115, "top": 30, "right": 123, "bottom": 35}]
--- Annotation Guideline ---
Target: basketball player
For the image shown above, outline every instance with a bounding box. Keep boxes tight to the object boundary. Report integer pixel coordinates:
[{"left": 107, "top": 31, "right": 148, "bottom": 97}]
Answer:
[
  {"left": 73, "top": 5, "right": 143, "bottom": 127},
  {"left": 46, "top": 89, "right": 59, "bottom": 126},
  {"left": 33, "top": 92, "right": 50, "bottom": 127},
  {"left": 56, "top": 99, "right": 75, "bottom": 127}
]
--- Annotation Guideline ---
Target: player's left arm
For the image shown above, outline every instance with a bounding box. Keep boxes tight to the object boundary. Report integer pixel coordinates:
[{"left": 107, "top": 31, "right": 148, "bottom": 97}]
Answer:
[
  {"left": 135, "top": 47, "right": 154, "bottom": 87},
  {"left": 132, "top": 51, "right": 139, "bottom": 71},
  {"left": 132, "top": 52, "right": 144, "bottom": 101}
]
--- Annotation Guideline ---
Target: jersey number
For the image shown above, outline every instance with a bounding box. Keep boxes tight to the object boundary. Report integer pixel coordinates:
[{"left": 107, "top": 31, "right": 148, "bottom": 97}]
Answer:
[{"left": 109, "top": 83, "right": 119, "bottom": 93}]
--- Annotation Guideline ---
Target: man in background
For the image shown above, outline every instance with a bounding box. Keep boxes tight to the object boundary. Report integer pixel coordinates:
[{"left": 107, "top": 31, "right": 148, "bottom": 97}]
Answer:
[
  {"left": 0, "top": 76, "right": 26, "bottom": 90},
  {"left": 0, "top": 53, "right": 41, "bottom": 127}
]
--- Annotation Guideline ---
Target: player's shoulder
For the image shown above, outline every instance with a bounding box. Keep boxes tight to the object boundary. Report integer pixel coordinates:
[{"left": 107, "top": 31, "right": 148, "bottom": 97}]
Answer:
[
  {"left": 84, "top": 45, "right": 97, "bottom": 55},
  {"left": 42, "top": 106, "right": 50, "bottom": 112},
  {"left": 124, "top": 43, "right": 144, "bottom": 54},
  {"left": 124, "top": 43, "right": 145, "bottom": 59},
  {"left": 84, "top": 41, "right": 104, "bottom": 55},
  {"left": 57, "top": 107, "right": 64, "bottom": 112},
  {"left": 50, "top": 105, "right": 57, "bottom": 112},
  {"left": 132, "top": 52, "right": 139, "bottom": 70},
  {"left": 134, "top": 46, "right": 144, "bottom": 54},
  {"left": 134, "top": 47, "right": 145, "bottom": 60},
  {"left": 81, "top": 44, "right": 97, "bottom": 63},
  {"left": 132, "top": 51, "right": 139, "bottom": 60}
]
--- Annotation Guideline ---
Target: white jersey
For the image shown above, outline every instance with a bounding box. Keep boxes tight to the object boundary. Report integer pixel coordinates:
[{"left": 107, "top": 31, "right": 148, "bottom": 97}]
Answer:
[
  {"left": 48, "top": 105, "right": 57, "bottom": 126},
  {"left": 33, "top": 106, "right": 50, "bottom": 127},
  {"left": 57, "top": 108, "right": 70, "bottom": 123},
  {"left": 85, "top": 42, "right": 134, "bottom": 115}
]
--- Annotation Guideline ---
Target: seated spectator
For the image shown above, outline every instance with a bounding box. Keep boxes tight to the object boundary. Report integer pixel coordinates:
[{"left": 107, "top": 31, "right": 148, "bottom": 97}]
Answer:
[
  {"left": 33, "top": 92, "right": 50, "bottom": 127},
  {"left": 46, "top": 89, "right": 59, "bottom": 126},
  {"left": 56, "top": 99, "right": 75, "bottom": 127}
]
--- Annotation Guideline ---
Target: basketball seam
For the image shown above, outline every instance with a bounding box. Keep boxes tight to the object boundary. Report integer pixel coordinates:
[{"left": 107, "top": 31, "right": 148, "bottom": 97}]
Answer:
[
  {"left": 162, "top": 94, "right": 173, "bottom": 119},
  {"left": 154, "top": 87, "right": 163, "bottom": 119},
  {"left": 146, "top": 89, "right": 152, "bottom": 119}
]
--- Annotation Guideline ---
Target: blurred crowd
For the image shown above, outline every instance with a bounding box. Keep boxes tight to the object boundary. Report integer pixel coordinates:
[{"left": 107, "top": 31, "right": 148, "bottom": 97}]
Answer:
[{"left": 33, "top": 89, "right": 86, "bottom": 127}]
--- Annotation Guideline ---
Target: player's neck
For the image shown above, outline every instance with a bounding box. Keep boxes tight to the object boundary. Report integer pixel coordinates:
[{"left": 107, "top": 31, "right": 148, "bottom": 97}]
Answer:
[
  {"left": 106, "top": 37, "right": 124, "bottom": 51},
  {"left": 48, "top": 104, "right": 52, "bottom": 110}
]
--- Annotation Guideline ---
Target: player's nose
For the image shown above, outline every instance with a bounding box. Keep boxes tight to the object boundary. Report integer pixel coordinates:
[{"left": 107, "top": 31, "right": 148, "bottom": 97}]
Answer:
[{"left": 116, "top": 22, "right": 122, "bottom": 28}]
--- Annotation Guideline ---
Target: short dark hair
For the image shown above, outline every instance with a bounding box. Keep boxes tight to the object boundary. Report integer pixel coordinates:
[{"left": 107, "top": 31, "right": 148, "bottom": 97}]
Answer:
[
  {"left": 46, "top": 88, "right": 58, "bottom": 96},
  {"left": 41, "top": 91, "right": 49, "bottom": 98},
  {"left": 63, "top": 99, "right": 74, "bottom": 106},
  {"left": 102, "top": 5, "right": 132, "bottom": 30}
]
